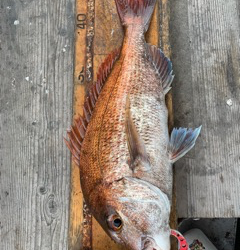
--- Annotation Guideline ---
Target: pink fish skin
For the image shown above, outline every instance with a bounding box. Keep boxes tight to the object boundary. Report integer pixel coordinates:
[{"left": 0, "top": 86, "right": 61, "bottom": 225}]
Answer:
[{"left": 65, "top": 0, "right": 201, "bottom": 249}]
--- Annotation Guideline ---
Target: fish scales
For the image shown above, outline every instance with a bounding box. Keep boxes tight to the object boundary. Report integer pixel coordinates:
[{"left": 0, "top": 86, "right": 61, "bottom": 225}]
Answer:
[
  {"left": 65, "top": 0, "right": 201, "bottom": 249},
  {"left": 97, "top": 25, "right": 171, "bottom": 194},
  {"left": 80, "top": 57, "right": 125, "bottom": 201}
]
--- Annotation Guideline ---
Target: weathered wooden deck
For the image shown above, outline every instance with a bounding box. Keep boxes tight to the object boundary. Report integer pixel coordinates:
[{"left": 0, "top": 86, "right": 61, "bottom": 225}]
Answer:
[
  {"left": 1, "top": 0, "right": 240, "bottom": 249},
  {"left": 0, "top": 0, "right": 74, "bottom": 249},
  {"left": 170, "top": 0, "right": 240, "bottom": 218}
]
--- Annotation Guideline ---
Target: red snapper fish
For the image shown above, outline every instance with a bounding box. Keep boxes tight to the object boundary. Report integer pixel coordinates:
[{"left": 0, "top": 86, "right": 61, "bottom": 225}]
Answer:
[{"left": 65, "top": 0, "right": 201, "bottom": 249}]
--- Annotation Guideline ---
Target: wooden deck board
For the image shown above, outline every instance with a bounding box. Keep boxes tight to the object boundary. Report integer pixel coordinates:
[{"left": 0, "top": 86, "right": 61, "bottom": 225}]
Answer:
[
  {"left": 1, "top": 0, "right": 240, "bottom": 248},
  {"left": 170, "top": 0, "right": 240, "bottom": 217},
  {"left": 0, "top": 0, "right": 75, "bottom": 249}
]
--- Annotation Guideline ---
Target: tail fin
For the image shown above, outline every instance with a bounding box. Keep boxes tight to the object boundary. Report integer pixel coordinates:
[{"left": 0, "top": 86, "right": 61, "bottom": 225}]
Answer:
[{"left": 115, "top": 0, "right": 156, "bottom": 31}]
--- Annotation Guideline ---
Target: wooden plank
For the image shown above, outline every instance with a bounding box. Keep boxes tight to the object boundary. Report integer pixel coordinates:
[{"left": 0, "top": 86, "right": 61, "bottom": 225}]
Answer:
[
  {"left": 159, "top": 2, "right": 177, "bottom": 249},
  {"left": 170, "top": 0, "right": 240, "bottom": 217},
  {"left": 69, "top": 0, "right": 175, "bottom": 249},
  {"left": 0, "top": 0, "right": 75, "bottom": 249},
  {"left": 68, "top": 1, "right": 88, "bottom": 249}
]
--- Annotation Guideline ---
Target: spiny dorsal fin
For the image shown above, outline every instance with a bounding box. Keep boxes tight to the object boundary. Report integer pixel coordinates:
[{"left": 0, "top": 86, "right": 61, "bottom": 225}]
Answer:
[
  {"left": 146, "top": 44, "right": 174, "bottom": 95},
  {"left": 168, "top": 126, "right": 202, "bottom": 163},
  {"left": 64, "top": 48, "right": 121, "bottom": 166}
]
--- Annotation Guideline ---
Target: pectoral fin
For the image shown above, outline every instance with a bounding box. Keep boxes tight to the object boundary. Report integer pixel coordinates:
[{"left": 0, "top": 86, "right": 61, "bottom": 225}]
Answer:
[
  {"left": 168, "top": 126, "right": 202, "bottom": 163},
  {"left": 125, "top": 96, "right": 148, "bottom": 167}
]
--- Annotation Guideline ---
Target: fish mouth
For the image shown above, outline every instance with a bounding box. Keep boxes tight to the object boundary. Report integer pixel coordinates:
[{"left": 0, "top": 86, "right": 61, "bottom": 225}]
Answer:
[
  {"left": 141, "top": 236, "right": 166, "bottom": 250},
  {"left": 140, "top": 230, "right": 188, "bottom": 250}
]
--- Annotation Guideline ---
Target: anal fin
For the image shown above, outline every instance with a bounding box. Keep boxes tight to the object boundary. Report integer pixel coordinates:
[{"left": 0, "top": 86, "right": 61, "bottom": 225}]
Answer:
[{"left": 168, "top": 126, "right": 202, "bottom": 163}]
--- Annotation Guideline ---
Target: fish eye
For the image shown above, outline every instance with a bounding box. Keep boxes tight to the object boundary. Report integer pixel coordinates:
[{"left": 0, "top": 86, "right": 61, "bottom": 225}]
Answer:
[
  {"left": 107, "top": 214, "right": 123, "bottom": 231},
  {"left": 113, "top": 218, "right": 122, "bottom": 228}
]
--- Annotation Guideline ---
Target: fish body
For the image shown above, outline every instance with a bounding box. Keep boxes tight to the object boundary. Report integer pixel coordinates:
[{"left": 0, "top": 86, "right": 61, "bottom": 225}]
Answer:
[
  {"left": 65, "top": 0, "right": 201, "bottom": 249},
  {"left": 81, "top": 11, "right": 171, "bottom": 202}
]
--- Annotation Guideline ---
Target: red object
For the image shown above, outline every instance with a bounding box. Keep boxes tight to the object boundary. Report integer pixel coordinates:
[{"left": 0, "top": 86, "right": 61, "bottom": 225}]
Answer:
[{"left": 171, "top": 229, "right": 189, "bottom": 250}]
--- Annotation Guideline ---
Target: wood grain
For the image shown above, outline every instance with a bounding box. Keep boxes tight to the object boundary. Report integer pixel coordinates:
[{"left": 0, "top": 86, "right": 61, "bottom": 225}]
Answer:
[
  {"left": 170, "top": 0, "right": 240, "bottom": 217},
  {"left": 0, "top": 0, "right": 75, "bottom": 249},
  {"left": 159, "top": 2, "right": 177, "bottom": 249},
  {"left": 68, "top": 1, "right": 87, "bottom": 249}
]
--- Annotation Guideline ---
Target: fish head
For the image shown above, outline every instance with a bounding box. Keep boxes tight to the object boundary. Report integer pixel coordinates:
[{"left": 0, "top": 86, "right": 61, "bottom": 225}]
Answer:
[{"left": 90, "top": 177, "right": 171, "bottom": 250}]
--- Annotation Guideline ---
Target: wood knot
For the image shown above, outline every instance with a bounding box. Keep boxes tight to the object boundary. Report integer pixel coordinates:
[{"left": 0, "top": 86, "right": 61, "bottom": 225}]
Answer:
[
  {"left": 39, "top": 186, "right": 47, "bottom": 195},
  {"left": 43, "top": 194, "right": 61, "bottom": 224}
]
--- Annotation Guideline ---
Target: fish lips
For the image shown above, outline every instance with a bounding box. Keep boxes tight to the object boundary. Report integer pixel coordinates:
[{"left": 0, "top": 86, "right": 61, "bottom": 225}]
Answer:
[{"left": 141, "top": 235, "right": 170, "bottom": 250}]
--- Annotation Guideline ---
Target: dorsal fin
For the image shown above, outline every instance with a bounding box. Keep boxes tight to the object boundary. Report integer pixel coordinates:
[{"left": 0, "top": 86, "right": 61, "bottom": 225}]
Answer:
[
  {"left": 146, "top": 44, "right": 174, "bottom": 95},
  {"left": 64, "top": 48, "right": 121, "bottom": 166}
]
